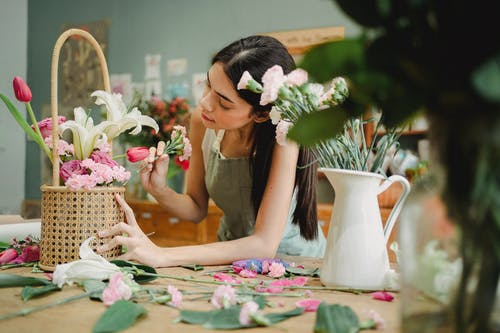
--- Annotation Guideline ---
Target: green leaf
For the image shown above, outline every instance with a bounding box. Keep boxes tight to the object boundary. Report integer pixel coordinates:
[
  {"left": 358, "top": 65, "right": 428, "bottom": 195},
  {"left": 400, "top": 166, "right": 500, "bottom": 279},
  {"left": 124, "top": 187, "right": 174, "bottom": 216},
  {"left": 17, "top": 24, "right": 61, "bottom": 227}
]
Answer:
[
  {"left": 335, "top": 0, "right": 391, "bottom": 27},
  {"left": 286, "top": 266, "right": 321, "bottom": 277},
  {"left": 181, "top": 264, "right": 204, "bottom": 271},
  {"left": 0, "top": 273, "right": 51, "bottom": 288},
  {"left": 21, "top": 284, "right": 60, "bottom": 301},
  {"left": 178, "top": 309, "right": 215, "bottom": 325},
  {"left": 110, "top": 260, "right": 157, "bottom": 283},
  {"left": 472, "top": 51, "right": 500, "bottom": 104},
  {"left": 314, "top": 303, "right": 360, "bottom": 333},
  {"left": 92, "top": 300, "right": 147, "bottom": 333},
  {"left": 300, "top": 38, "right": 366, "bottom": 83},
  {"left": 0, "top": 94, "right": 46, "bottom": 148},
  {"left": 266, "top": 307, "right": 305, "bottom": 324},
  {"left": 83, "top": 279, "right": 106, "bottom": 301},
  {"left": 288, "top": 107, "right": 348, "bottom": 146},
  {"left": 203, "top": 307, "right": 242, "bottom": 329},
  {"left": 0, "top": 241, "right": 10, "bottom": 251}
]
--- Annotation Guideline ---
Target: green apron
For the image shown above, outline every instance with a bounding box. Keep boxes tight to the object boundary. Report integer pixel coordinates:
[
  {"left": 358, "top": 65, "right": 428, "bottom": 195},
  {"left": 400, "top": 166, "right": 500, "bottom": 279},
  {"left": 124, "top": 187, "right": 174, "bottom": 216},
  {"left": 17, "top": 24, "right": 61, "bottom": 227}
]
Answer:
[{"left": 203, "top": 129, "right": 326, "bottom": 257}]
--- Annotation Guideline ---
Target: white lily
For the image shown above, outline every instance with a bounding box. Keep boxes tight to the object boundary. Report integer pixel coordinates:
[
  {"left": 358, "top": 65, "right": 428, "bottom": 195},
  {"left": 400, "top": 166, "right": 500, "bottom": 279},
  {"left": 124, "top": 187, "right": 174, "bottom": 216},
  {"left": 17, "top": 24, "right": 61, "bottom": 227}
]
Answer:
[
  {"left": 59, "top": 107, "right": 109, "bottom": 160},
  {"left": 52, "top": 237, "right": 121, "bottom": 288},
  {"left": 91, "top": 90, "right": 159, "bottom": 140}
]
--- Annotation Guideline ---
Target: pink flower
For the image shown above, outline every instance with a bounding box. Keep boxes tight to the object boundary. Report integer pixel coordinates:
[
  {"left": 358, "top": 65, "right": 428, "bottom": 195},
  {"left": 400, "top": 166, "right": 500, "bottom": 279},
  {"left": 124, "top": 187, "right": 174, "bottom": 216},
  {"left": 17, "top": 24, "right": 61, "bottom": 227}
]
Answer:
[
  {"left": 255, "top": 285, "right": 284, "bottom": 294},
  {"left": 111, "top": 165, "right": 131, "bottom": 183},
  {"left": 90, "top": 151, "right": 118, "bottom": 167},
  {"left": 237, "top": 71, "right": 254, "bottom": 90},
  {"left": 12, "top": 76, "right": 32, "bottom": 102},
  {"left": 65, "top": 174, "right": 99, "bottom": 190},
  {"left": 286, "top": 69, "right": 308, "bottom": 86},
  {"left": 179, "top": 137, "right": 192, "bottom": 161},
  {"left": 269, "top": 276, "right": 308, "bottom": 287},
  {"left": 268, "top": 262, "right": 286, "bottom": 278},
  {"left": 44, "top": 137, "right": 74, "bottom": 156},
  {"left": 260, "top": 65, "right": 287, "bottom": 105},
  {"left": 11, "top": 245, "right": 40, "bottom": 264},
  {"left": 174, "top": 155, "right": 189, "bottom": 170},
  {"left": 295, "top": 299, "right": 322, "bottom": 312},
  {"left": 0, "top": 248, "right": 19, "bottom": 264},
  {"left": 304, "top": 289, "right": 313, "bottom": 298},
  {"left": 60, "top": 160, "right": 87, "bottom": 182},
  {"left": 213, "top": 272, "right": 241, "bottom": 284},
  {"left": 211, "top": 285, "right": 237, "bottom": 309},
  {"left": 126, "top": 147, "right": 150, "bottom": 163},
  {"left": 238, "top": 269, "right": 257, "bottom": 278},
  {"left": 367, "top": 309, "right": 386, "bottom": 329},
  {"left": 275, "top": 120, "right": 293, "bottom": 146},
  {"left": 167, "top": 285, "right": 183, "bottom": 308},
  {"left": 239, "top": 301, "right": 259, "bottom": 325},
  {"left": 371, "top": 291, "right": 394, "bottom": 302},
  {"left": 35, "top": 116, "right": 66, "bottom": 138},
  {"left": 102, "top": 273, "right": 132, "bottom": 306}
]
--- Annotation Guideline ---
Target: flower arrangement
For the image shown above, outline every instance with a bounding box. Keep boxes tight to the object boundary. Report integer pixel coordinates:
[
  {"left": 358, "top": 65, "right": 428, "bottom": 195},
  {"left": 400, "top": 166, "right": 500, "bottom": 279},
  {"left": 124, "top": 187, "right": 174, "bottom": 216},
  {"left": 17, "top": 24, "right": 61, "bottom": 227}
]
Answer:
[
  {"left": 0, "top": 77, "right": 192, "bottom": 190},
  {"left": 237, "top": 65, "right": 400, "bottom": 175},
  {"left": 119, "top": 94, "right": 191, "bottom": 175}
]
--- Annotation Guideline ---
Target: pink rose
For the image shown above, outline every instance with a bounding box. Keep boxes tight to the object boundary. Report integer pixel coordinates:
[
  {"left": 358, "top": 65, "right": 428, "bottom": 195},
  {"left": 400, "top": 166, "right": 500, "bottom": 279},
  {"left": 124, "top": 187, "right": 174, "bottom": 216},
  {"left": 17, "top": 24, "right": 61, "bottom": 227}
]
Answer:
[
  {"left": 35, "top": 116, "right": 66, "bottom": 138},
  {"left": 126, "top": 147, "right": 150, "bottom": 163},
  {"left": 60, "top": 160, "right": 87, "bottom": 182},
  {"left": 90, "top": 151, "right": 118, "bottom": 167}
]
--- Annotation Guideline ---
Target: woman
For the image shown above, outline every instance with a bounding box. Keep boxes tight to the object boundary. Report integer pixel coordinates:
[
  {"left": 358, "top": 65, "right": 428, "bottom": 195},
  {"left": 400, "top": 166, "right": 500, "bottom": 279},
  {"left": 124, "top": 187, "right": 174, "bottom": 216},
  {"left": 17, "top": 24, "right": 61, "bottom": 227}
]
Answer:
[{"left": 98, "top": 35, "right": 326, "bottom": 267}]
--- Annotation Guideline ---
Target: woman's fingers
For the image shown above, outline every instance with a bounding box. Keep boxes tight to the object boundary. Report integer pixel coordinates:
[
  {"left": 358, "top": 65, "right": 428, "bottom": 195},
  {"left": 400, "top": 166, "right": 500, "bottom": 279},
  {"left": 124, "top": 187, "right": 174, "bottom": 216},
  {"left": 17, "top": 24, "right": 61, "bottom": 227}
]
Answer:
[
  {"left": 98, "top": 221, "right": 134, "bottom": 239},
  {"left": 157, "top": 141, "right": 165, "bottom": 156},
  {"left": 114, "top": 194, "right": 139, "bottom": 227},
  {"left": 98, "top": 235, "right": 130, "bottom": 253}
]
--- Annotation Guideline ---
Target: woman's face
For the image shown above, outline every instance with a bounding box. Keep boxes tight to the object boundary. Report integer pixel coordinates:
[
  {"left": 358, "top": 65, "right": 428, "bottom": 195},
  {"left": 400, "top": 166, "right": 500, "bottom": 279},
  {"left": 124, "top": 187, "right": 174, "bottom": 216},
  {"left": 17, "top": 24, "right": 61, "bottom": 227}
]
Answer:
[{"left": 199, "top": 62, "right": 254, "bottom": 131}]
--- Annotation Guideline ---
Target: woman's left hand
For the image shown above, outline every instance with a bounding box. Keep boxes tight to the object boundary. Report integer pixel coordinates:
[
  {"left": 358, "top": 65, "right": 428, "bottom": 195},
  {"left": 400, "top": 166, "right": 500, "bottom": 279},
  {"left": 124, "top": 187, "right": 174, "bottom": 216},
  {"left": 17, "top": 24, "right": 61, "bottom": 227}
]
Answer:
[{"left": 97, "top": 194, "right": 165, "bottom": 267}]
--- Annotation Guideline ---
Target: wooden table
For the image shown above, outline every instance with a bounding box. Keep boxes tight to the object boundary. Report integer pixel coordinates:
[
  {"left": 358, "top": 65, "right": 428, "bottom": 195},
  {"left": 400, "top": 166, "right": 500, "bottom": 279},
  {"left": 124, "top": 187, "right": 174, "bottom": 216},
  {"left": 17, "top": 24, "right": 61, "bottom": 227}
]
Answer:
[{"left": 0, "top": 257, "right": 400, "bottom": 332}]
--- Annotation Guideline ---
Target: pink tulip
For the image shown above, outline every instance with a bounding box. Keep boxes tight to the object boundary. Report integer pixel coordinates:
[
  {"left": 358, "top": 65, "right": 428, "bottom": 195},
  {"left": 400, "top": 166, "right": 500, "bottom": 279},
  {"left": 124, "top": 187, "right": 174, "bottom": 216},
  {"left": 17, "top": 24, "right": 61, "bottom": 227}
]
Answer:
[
  {"left": 12, "top": 76, "right": 32, "bottom": 102},
  {"left": 0, "top": 248, "right": 19, "bottom": 264},
  {"left": 126, "top": 147, "right": 150, "bottom": 163}
]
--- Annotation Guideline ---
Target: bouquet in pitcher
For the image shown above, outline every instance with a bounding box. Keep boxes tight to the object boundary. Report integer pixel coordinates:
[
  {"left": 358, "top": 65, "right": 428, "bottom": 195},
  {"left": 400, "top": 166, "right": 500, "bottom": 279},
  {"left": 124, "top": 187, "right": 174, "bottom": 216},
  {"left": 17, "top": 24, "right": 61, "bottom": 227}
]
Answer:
[{"left": 1, "top": 77, "right": 192, "bottom": 190}]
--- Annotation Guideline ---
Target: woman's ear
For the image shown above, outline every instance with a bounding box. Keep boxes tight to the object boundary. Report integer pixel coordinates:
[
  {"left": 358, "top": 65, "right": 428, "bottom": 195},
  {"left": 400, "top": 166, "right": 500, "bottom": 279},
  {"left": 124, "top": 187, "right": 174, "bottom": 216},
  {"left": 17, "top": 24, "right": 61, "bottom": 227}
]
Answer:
[{"left": 253, "top": 111, "right": 270, "bottom": 123}]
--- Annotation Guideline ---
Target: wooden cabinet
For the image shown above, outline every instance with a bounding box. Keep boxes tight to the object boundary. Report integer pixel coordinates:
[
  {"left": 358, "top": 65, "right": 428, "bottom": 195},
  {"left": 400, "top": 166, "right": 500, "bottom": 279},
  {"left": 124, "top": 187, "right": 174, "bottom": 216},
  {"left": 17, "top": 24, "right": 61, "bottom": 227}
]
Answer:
[{"left": 128, "top": 197, "right": 400, "bottom": 262}]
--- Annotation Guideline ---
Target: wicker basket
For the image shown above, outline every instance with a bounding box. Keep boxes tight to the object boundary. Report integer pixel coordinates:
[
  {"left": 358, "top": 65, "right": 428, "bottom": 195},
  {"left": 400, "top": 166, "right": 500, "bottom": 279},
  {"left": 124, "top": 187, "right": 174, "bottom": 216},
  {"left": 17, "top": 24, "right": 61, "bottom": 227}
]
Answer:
[{"left": 39, "top": 29, "right": 123, "bottom": 271}]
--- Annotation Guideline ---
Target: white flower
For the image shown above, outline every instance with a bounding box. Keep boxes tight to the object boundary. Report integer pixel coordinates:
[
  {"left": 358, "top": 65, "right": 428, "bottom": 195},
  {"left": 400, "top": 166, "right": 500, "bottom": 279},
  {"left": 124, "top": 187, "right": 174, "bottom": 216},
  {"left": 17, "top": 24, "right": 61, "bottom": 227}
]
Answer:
[
  {"left": 260, "top": 65, "right": 287, "bottom": 105},
  {"left": 269, "top": 106, "right": 281, "bottom": 125},
  {"left": 91, "top": 90, "right": 159, "bottom": 140},
  {"left": 285, "top": 68, "right": 308, "bottom": 86},
  {"left": 239, "top": 301, "right": 259, "bottom": 325},
  {"left": 59, "top": 107, "right": 109, "bottom": 160},
  {"left": 52, "top": 237, "right": 120, "bottom": 288},
  {"left": 237, "top": 71, "right": 254, "bottom": 90}
]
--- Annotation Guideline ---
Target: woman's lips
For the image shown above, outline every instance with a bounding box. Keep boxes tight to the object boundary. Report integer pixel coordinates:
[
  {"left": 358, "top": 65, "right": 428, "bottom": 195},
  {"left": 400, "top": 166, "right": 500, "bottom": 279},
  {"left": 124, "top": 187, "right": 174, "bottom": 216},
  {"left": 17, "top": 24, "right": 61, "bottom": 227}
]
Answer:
[{"left": 201, "top": 112, "right": 214, "bottom": 122}]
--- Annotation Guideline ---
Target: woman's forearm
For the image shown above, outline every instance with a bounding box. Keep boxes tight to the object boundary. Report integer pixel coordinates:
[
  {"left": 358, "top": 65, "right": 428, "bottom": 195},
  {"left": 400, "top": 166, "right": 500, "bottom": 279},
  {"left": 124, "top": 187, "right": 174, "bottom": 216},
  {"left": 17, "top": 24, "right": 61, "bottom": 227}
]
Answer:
[{"left": 151, "top": 187, "right": 208, "bottom": 223}]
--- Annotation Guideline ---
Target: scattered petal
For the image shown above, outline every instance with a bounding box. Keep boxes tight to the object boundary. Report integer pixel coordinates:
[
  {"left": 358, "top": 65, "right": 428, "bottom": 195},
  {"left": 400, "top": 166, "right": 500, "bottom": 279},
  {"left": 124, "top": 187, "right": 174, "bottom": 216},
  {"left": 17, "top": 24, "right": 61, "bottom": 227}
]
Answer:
[
  {"left": 296, "top": 299, "right": 322, "bottom": 312},
  {"left": 371, "top": 291, "right": 394, "bottom": 302},
  {"left": 213, "top": 272, "right": 241, "bottom": 284},
  {"left": 238, "top": 269, "right": 257, "bottom": 278}
]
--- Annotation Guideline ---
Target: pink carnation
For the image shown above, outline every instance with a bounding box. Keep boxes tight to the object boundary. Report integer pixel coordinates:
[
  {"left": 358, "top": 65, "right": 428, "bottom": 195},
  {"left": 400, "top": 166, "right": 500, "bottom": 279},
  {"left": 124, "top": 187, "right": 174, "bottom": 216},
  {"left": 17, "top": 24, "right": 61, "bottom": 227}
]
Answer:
[
  {"left": 239, "top": 301, "right": 259, "bottom": 325},
  {"left": 286, "top": 69, "right": 308, "bottom": 86},
  {"left": 45, "top": 136, "right": 74, "bottom": 156},
  {"left": 213, "top": 272, "right": 241, "bottom": 284},
  {"left": 260, "top": 65, "right": 287, "bottom": 105},
  {"left": 167, "top": 285, "right": 183, "bottom": 308},
  {"left": 268, "top": 262, "right": 286, "bottom": 278},
  {"left": 238, "top": 269, "right": 258, "bottom": 278},
  {"left": 269, "top": 276, "right": 308, "bottom": 287},
  {"left": 102, "top": 273, "right": 132, "bottom": 306},
  {"left": 275, "top": 120, "right": 293, "bottom": 146},
  {"left": 65, "top": 174, "right": 99, "bottom": 190},
  {"left": 237, "top": 71, "right": 254, "bottom": 90},
  {"left": 295, "top": 299, "right": 321, "bottom": 312},
  {"left": 90, "top": 151, "right": 118, "bottom": 167},
  {"left": 211, "top": 285, "right": 236, "bottom": 309}
]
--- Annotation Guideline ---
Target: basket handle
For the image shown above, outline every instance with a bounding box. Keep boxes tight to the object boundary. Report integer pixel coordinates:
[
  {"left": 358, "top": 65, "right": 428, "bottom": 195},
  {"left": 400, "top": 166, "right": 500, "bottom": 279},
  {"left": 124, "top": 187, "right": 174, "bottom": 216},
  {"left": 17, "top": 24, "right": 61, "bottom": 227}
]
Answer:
[{"left": 50, "top": 28, "right": 111, "bottom": 186}]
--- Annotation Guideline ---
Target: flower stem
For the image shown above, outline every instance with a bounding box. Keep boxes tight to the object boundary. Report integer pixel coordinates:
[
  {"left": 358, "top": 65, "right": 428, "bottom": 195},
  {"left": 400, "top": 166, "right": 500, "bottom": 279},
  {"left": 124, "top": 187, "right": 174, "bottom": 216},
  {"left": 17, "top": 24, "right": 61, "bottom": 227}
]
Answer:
[
  {"left": 0, "top": 292, "right": 89, "bottom": 321},
  {"left": 25, "top": 102, "right": 52, "bottom": 163}
]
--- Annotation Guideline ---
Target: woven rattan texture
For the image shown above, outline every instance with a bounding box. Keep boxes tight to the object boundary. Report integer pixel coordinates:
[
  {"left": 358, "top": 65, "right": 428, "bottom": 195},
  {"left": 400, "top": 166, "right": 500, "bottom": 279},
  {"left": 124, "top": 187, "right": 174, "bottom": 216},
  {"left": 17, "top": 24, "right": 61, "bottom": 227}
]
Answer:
[{"left": 40, "top": 186, "right": 125, "bottom": 270}]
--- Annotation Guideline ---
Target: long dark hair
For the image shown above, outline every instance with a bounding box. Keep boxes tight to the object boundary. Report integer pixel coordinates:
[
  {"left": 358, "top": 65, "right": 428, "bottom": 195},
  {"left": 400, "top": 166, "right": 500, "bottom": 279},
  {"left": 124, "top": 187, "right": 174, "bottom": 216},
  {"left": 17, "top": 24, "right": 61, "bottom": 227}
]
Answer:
[{"left": 212, "top": 35, "right": 319, "bottom": 240}]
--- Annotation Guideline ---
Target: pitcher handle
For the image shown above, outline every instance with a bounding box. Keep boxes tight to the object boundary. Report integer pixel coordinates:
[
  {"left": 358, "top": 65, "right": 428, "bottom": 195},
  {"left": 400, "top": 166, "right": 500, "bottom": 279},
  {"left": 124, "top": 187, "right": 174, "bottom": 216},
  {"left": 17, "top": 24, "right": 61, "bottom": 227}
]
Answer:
[{"left": 378, "top": 175, "right": 411, "bottom": 243}]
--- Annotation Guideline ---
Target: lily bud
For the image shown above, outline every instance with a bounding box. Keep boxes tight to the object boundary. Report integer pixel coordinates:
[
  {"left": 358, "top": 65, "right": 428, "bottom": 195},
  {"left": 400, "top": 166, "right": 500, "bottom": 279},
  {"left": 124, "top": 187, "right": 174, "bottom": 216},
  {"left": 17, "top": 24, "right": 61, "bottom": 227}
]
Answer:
[
  {"left": 126, "top": 146, "right": 150, "bottom": 163},
  {"left": 12, "top": 76, "right": 32, "bottom": 102}
]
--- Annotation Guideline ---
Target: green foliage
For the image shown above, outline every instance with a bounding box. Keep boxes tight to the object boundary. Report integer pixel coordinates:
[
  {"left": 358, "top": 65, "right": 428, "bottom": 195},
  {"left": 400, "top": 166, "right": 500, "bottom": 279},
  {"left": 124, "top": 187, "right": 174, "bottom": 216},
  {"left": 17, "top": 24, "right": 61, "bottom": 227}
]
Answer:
[
  {"left": 0, "top": 273, "right": 51, "bottom": 287},
  {"left": 314, "top": 303, "right": 360, "bottom": 333},
  {"left": 21, "top": 284, "right": 60, "bottom": 301},
  {"left": 92, "top": 300, "right": 147, "bottom": 333},
  {"left": 111, "top": 260, "right": 158, "bottom": 284}
]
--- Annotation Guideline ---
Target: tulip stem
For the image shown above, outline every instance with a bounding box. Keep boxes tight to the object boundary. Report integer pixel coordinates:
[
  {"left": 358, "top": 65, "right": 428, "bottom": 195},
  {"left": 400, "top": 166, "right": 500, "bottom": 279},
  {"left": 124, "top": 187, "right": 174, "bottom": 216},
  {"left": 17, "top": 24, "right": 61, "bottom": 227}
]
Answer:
[{"left": 25, "top": 102, "right": 53, "bottom": 163}]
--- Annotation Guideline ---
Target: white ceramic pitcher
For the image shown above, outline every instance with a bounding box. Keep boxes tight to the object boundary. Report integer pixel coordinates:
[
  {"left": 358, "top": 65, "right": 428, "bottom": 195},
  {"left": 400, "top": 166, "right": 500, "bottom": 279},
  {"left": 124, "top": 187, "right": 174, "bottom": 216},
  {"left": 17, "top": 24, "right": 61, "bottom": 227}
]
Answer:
[{"left": 320, "top": 168, "right": 411, "bottom": 290}]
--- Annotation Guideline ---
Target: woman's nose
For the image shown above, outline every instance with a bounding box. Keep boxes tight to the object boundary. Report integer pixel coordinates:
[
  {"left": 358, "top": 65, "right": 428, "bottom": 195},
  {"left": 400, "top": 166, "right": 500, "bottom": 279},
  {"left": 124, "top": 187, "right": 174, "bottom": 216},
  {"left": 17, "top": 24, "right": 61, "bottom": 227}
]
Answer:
[{"left": 200, "top": 93, "right": 213, "bottom": 112}]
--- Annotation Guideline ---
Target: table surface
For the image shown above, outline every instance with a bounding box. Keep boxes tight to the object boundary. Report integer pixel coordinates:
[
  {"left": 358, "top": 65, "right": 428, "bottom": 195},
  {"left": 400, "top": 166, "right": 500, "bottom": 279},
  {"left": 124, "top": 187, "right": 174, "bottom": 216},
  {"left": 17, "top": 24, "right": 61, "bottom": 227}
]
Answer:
[{"left": 0, "top": 257, "right": 400, "bottom": 333}]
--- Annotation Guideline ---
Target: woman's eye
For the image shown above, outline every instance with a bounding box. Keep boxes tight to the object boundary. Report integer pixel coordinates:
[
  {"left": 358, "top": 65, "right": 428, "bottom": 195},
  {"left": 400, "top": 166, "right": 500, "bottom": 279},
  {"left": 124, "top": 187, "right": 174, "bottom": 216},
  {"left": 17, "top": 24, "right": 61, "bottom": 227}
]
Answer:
[{"left": 219, "top": 101, "right": 230, "bottom": 110}]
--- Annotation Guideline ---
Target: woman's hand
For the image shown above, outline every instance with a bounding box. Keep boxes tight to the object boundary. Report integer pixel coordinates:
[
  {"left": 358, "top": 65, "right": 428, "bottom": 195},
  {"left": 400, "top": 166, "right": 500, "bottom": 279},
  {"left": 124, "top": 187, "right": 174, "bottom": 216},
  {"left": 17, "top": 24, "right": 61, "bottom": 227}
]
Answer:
[
  {"left": 97, "top": 194, "right": 165, "bottom": 267},
  {"left": 139, "top": 141, "right": 170, "bottom": 196}
]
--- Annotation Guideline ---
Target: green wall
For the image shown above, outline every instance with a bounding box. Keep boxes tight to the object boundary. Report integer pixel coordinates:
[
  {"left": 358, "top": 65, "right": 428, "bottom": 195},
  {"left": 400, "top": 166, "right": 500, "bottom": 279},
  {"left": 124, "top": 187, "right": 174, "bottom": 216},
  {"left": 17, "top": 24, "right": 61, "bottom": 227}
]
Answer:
[{"left": 26, "top": 0, "right": 360, "bottom": 199}]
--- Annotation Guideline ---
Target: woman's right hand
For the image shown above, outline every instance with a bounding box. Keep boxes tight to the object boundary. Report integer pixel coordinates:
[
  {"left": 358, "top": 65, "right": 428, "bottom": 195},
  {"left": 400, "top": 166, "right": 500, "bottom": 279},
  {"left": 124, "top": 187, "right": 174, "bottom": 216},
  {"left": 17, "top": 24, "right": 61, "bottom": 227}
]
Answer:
[{"left": 139, "top": 141, "right": 170, "bottom": 196}]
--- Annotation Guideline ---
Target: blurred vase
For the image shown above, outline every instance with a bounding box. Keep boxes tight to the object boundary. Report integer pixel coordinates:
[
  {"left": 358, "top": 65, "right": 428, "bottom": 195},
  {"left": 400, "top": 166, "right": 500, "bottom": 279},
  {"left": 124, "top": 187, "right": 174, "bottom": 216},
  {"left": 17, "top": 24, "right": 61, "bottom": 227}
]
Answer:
[
  {"left": 320, "top": 168, "right": 410, "bottom": 289},
  {"left": 399, "top": 177, "right": 462, "bottom": 332}
]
